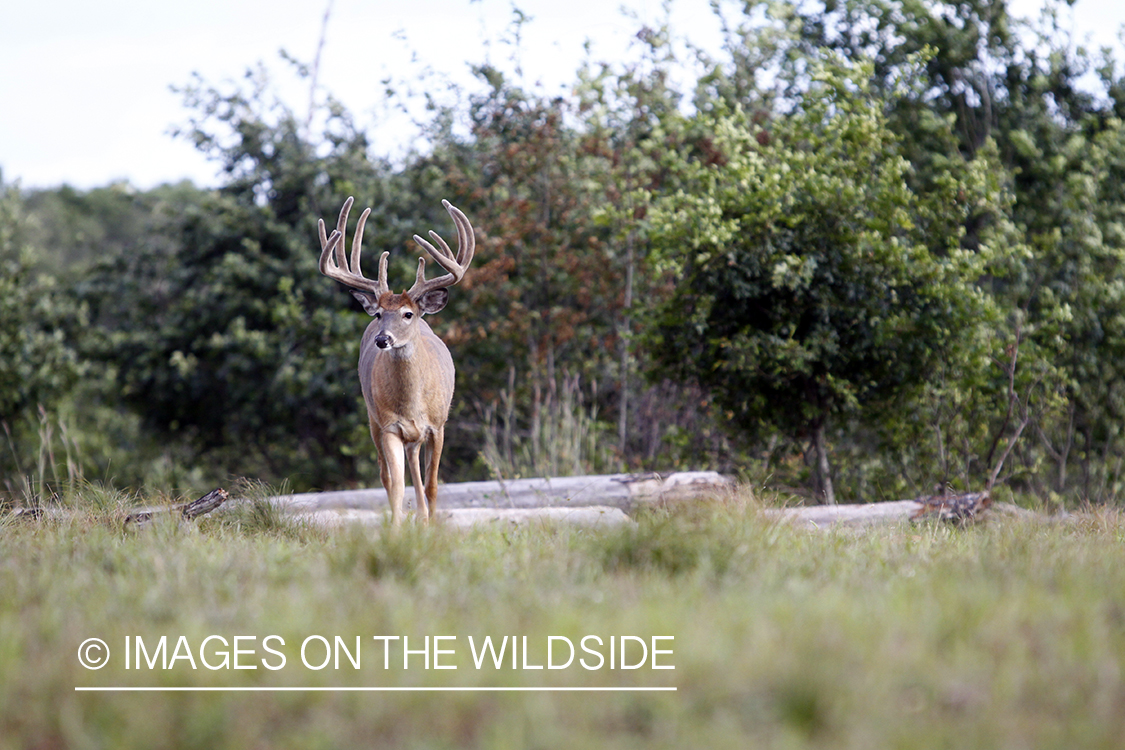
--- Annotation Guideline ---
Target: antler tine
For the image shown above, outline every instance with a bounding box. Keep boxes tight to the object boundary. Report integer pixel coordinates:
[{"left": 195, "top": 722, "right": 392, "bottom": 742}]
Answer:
[
  {"left": 423, "top": 229, "right": 455, "bottom": 263},
  {"left": 318, "top": 229, "right": 344, "bottom": 276},
  {"left": 377, "top": 251, "right": 391, "bottom": 293},
  {"left": 335, "top": 196, "right": 353, "bottom": 238},
  {"left": 406, "top": 199, "right": 476, "bottom": 299},
  {"left": 316, "top": 197, "right": 387, "bottom": 296},
  {"left": 351, "top": 207, "right": 372, "bottom": 279},
  {"left": 334, "top": 197, "right": 353, "bottom": 273},
  {"left": 445, "top": 199, "right": 475, "bottom": 268},
  {"left": 318, "top": 217, "right": 345, "bottom": 273}
]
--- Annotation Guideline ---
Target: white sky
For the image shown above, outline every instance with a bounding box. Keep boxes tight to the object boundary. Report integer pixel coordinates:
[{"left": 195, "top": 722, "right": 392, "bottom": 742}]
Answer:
[{"left": 1, "top": 0, "right": 1122, "bottom": 191}]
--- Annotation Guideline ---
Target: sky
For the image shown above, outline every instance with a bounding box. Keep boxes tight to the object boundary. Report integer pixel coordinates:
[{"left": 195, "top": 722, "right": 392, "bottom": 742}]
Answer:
[{"left": 2, "top": 0, "right": 1123, "bottom": 191}]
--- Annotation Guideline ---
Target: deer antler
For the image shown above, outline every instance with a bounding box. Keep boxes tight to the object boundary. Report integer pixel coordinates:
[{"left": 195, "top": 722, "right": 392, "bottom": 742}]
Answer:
[
  {"left": 318, "top": 196, "right": 388, "bottom": 296},
  {"left": 406, "top": 199, "right": 475, "bottom": 300}
]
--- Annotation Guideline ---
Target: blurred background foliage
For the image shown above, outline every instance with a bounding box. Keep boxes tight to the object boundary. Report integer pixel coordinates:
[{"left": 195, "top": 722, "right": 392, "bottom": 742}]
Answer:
[{"left": 3, "top": 0, "right": 1125, "bottom": 506}]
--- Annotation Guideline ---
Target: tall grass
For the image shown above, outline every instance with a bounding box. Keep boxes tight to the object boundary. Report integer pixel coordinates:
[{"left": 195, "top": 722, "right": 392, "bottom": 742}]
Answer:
[
  {"left": 480, "top": 369, "right": 620, "bottom": 480},
  {"left": 2, "top": 487, "right": 1124, "bottom": 749},
  {"left": 1, "top": 406, "right": 84, "bottom": 507}
]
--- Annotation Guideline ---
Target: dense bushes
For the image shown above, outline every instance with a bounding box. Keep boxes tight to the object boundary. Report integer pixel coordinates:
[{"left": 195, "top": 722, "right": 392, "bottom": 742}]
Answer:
[{"left": 4, "top": 0, "right": 1125, "bottom": 505}]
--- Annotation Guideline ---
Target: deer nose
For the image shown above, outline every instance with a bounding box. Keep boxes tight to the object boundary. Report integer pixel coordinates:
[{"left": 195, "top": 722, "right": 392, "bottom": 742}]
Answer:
[{"left": 374, "top": 334, "right": 392, "bottom": 349}]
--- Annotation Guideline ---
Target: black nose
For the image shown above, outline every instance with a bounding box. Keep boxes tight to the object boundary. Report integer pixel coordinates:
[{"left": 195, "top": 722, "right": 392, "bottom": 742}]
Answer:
[{"left": 375, "top": 335, "right": 391, "bottom": 349}]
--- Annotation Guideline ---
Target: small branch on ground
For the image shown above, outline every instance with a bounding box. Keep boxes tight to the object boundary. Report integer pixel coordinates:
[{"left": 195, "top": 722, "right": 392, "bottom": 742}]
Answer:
[
  {"left": 911, "top": 491, "right": 992, "bottom": 524},
  {"left": 125, "top": 488, "right": 229, "bottom": 527}
]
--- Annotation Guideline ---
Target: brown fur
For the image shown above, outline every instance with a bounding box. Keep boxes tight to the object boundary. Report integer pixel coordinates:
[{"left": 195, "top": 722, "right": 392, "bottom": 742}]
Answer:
[
  {"left": 318, "top": 197, "right": 474, "bottom": 527},
  {"left": 356, "top": 294, "right": 455, "bottom": 525}
]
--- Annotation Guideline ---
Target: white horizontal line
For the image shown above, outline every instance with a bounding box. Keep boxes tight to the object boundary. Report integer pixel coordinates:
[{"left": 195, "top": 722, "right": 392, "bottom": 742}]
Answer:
[{"left": 75, "top": 686, "right": 676, "bottom": 692}]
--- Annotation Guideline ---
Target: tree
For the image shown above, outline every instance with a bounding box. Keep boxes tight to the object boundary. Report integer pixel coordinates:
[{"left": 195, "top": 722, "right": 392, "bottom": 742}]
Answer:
[
  {"left": 644, "top": 54, "right": 999, "bottom": 503},
  {"left": 77, "top": 64, "right": 405, "bottom": 490},
  {"left": 400, "top": 62, "right": 641, "bottom": 477},
  {"left": 575, "top": 22, "right": 696, "bottom": 464},
  {"left": 0, "top": 181, "right": 81, "bottom": 494},
  {"left": 686, "top": 0, "right": 1125, "bottom": 502}
]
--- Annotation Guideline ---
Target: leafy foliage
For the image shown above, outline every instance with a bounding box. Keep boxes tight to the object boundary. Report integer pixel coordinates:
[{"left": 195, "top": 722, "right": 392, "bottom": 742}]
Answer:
[
  {"left": 0, "top": 183, "right": 80, "bottom": 438},
  {"left": 644, "top": 54, "right": 1001, "bottom": 500},
  {"left": 75, "top": 68, "right": 395, "bottom": 490},
  {"left": 5, "top": 1, "right": 1125, "bottom": 505},
  {"left": 0, "top": 183, "right": 112, "bottom": 501}
]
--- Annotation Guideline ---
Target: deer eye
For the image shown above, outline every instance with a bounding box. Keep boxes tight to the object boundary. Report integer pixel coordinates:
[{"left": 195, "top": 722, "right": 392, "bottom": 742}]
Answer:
[
  {"left": 403, "top": 311, "right": 414, "bottom": 320},
  {"left": 373, "top": 312, "right": 382, "bottom": 320}
]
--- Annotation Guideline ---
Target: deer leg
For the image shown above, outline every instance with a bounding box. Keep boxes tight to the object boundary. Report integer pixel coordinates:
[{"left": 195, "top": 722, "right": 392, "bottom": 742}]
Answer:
[
  {"left": 423, "top": 427, "right": 445, "bottom": 520},
  {"left": 406, "top": 441, "right": 427, "bottom": 522},
  {"left": 373, "top": 428, "right": 391, "bottom": 517},
  {"left": 379, "top": 431, "right": 406, "bottom": 527}
]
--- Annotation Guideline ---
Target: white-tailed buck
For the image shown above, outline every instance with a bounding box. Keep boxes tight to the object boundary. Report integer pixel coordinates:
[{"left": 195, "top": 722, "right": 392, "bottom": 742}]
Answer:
[{"left": 318, "top": 197, "right": 475, "bottom": 526}]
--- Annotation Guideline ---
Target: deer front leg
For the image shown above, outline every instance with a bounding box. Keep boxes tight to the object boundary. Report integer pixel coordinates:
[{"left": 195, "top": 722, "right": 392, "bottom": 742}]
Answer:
[
  {"left": 423, "top": 427, "right": 445, "bottom": 520},
  {"left": 406, "top": 441, "right": 427, "bottom": 522},
  {"left": 379, "top": 431, "right": 406, "bottom": 527}
]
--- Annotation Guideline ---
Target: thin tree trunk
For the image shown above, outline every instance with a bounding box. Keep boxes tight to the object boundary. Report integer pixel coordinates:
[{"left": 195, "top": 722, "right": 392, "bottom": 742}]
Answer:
[
  {"left": 1045, "top": 401, "right": 1075, "bottom": 493},
  {"left": 617, "top": 230, "right": 635, "bottom": 455},
  {"left": 1057, "top": 405, "right": 1073, "bottom": 492},
  {"left": 304, "top": 0, "right": 334, "bottom": 135},
  {"left": 814, "top": 421, "right": 836, "bottom": 505},
  {"left": 503, "top": 366, "right": 516, "bottom": 471},
  {"left": 933, "top": 419, "right": 947, "bottom": 485},
  {"left": 530, "top": 340, "right": 542, "bottom": 472}
]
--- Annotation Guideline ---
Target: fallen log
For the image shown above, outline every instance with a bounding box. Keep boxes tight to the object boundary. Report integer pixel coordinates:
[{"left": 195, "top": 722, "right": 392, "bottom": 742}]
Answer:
[
  {"left": 288, "top": 505, "right": 633, "bottom": 529},
  {"left": 6, "top": 479, "right": 1047, "bottom": 532},
  {"left": 266, "top": 478, "right": 1020, "bottom": 531},
  {"left": 767, "top": 491, "right": 1006, "bottom": 529},
  {"left": 769, "top": 499, "right": 925, "bottom": 529},
  {"left": 268, "top": 471, "right": 732, "bottom": 513},
  {"left": 124, "top": 488, "right": 229, "bottom": 527},
  {"left": 8, "top": 506, "right": 45, "bottom": 521},
  {"left": 438, "top": 506, "right": 632, "bottom": 528}
]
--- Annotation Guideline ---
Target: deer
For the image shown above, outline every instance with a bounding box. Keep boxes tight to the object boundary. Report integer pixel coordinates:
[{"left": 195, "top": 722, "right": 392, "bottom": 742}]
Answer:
[{"left": 317, "top": 197, "right": 475, "bottom": 526}]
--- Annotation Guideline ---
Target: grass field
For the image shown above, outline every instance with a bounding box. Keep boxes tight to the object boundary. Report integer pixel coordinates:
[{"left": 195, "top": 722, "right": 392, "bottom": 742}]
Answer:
[{"left": 2, "top": 488, "right": 1124, "bottom": 749}]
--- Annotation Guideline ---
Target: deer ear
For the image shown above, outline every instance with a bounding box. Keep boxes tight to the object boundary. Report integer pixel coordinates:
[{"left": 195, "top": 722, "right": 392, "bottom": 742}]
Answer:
[
  {"left": 352, "top": 291, "right": 381, "bottom": 316},
  {"left": 416, "top": 288, "right": 449, "bottom": 315}
]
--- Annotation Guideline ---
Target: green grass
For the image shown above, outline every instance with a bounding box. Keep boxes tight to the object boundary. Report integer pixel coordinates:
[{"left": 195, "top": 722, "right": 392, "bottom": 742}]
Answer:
[{"left": 2, "top": 490, "right": 1124, "bottom": 749}]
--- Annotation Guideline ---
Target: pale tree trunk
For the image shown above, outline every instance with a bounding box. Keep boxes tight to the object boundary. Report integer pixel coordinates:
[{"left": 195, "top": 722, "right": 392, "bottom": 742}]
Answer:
[
  {"left": 1056, "top": 402, "right": 1075, "bottom": 492},
  {"left": 814, "top": 421, "right": 836, "bottom": 505},
  {"left": 617, "top": 230, "right": 635, "bottom": 454}
]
